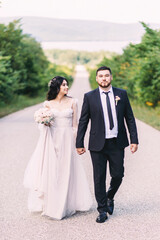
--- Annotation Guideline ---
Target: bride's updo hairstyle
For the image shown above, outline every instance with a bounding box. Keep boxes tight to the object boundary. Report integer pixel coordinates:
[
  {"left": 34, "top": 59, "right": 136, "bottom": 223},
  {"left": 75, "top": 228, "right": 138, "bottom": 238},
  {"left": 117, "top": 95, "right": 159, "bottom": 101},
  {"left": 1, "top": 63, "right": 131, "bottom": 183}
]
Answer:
[{"left": 47, "top": 76, "right": 68, "bottom": 100}]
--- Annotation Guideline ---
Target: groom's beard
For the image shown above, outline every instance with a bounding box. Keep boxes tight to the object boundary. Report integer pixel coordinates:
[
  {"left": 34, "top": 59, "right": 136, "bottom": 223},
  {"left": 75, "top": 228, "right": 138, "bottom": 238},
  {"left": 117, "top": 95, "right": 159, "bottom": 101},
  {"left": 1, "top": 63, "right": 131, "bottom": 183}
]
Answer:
[{"left": 98, "top": 82, "right": 111, "bottom": 88}]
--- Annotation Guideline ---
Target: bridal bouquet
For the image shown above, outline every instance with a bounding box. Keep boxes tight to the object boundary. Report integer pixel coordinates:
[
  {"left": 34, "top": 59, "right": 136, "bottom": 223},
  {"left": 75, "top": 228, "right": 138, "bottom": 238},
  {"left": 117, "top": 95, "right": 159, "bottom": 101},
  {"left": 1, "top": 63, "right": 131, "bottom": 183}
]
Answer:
[{"left": 34, "top": 108, "right": 53, "bottom": 125}]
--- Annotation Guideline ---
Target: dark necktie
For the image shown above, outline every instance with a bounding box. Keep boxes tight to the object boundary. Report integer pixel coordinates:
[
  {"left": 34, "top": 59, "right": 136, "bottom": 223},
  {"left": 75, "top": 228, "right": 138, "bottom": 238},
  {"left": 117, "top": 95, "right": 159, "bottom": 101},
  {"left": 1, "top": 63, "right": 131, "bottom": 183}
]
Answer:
[{"left": 103, "top": 91, "right": 114, "bottom": 130}]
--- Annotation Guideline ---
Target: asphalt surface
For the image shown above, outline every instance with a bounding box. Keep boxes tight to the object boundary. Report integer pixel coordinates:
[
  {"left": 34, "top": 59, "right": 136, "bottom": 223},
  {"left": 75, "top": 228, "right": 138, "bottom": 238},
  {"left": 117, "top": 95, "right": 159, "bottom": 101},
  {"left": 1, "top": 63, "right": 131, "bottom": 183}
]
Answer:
[{"left": 0, "top": 65, "right": 160, "bottom": 240}]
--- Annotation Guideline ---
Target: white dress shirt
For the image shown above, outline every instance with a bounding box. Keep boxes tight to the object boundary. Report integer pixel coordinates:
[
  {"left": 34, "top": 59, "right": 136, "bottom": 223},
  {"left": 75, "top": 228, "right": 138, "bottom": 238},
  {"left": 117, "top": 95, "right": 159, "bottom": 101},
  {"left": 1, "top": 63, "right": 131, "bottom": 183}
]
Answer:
[{"left": 99, "top": 86, "right": 118, "bottom": 139}]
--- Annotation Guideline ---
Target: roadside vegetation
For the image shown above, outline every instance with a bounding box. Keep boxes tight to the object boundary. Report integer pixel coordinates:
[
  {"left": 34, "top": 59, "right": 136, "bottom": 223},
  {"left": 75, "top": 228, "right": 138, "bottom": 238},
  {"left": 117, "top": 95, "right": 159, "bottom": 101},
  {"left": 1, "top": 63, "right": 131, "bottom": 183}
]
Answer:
[
  {"left": 0, "top": 20, "right": 159, "bottom": 130},
  {"left": 131, "top": 100, "right": 160, "bottom": 130},
  {"left": 44, "top": 49, "right": 115, "bottom": 68},
  {"left": 89, "top": 23, "right": 160, "bottom": 130},
  {"left": 0, "top": 20, "right": 73, "bottom": 117}
]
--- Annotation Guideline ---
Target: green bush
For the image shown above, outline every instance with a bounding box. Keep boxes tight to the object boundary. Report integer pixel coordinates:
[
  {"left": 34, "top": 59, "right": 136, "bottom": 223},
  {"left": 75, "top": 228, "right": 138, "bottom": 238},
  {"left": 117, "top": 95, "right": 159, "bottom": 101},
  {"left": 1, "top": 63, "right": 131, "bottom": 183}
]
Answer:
[
  {"left": 0, "top": 20, "right": 74, "bottom": 109},
  {"left": 89, "top": 22, "right": 160, "bottom": 107}
]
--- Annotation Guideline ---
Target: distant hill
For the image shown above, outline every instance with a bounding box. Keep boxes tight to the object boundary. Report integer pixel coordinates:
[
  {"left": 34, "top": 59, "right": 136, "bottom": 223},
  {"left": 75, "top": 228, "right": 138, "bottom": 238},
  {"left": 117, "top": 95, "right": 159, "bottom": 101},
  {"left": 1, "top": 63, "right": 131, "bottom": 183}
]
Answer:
[{"left": 0, "top": 16, "right": 160, "bottom": 42}]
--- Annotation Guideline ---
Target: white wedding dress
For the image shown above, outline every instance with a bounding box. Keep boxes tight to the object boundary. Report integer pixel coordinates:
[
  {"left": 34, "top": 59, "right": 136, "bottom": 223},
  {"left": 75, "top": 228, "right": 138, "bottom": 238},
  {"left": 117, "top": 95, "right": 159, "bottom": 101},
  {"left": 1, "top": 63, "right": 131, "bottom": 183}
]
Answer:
[{"left": 23, "top": 99, "right": 92, "bottom": 220}]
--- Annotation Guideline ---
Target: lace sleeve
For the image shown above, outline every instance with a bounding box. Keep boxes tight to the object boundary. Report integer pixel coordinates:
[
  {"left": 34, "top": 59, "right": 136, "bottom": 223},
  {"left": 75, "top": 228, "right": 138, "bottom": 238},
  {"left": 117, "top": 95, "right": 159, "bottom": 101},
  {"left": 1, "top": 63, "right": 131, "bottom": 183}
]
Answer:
[
  {"left": 72, "top": 98, "right": 78, "bottom": 137},
  {"left": 43, "top": 100, "right": 50, "bottom": 109}
]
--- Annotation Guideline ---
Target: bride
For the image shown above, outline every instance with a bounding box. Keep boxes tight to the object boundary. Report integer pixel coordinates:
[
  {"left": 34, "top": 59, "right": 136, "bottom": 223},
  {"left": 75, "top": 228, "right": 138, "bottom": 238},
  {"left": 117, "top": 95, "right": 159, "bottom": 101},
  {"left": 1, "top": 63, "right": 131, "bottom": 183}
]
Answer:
[{"left": 23, "top": 76, "right": 92, "bottom": 220}]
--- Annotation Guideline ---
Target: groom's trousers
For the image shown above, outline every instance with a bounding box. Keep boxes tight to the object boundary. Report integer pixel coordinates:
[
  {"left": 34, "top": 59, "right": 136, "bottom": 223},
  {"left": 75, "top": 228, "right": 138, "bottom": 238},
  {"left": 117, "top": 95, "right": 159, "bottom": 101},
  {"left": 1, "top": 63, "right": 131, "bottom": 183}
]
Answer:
[{"left": 90, "top": 138, "right": 124, "bottom": 213}]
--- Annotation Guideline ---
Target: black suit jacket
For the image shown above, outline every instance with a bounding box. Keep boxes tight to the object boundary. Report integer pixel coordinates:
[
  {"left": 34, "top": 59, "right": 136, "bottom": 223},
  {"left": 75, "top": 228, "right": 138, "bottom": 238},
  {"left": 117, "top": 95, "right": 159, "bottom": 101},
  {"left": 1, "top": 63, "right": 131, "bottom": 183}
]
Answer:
[{"left": 76, "top": 87, "right": 138, "bottom": 151}]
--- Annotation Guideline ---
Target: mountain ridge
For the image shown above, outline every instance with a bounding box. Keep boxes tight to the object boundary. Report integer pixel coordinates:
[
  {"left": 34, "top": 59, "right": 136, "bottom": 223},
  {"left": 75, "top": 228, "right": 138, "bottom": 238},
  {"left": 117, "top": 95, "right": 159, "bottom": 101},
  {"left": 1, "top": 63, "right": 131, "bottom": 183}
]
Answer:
[{"left": 0, "top": 16, "right": 160, "bottom": 42}]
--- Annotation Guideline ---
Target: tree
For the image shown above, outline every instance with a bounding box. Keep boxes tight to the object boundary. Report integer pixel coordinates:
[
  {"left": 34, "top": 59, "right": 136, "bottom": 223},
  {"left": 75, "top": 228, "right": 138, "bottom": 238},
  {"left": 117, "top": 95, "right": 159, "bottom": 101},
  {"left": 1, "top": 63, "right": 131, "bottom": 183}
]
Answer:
[
  {"left": 0, "top": 20, "right": 49, "bottom": 103},
  {"left": 90, "top": 22, "right": 160, "bottom": 106}
]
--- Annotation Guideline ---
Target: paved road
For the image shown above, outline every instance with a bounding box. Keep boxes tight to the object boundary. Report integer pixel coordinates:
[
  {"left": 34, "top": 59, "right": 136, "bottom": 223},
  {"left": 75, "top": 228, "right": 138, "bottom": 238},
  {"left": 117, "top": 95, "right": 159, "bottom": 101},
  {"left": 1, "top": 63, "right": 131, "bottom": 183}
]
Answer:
[{"left": 0, "top": 65, "right": 160, "bottom": 240}]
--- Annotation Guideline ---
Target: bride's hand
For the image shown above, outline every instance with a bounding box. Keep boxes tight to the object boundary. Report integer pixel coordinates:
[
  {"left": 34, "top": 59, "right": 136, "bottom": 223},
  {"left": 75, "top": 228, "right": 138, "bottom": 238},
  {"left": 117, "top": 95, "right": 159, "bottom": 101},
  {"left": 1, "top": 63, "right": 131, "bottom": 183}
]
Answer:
[
  {"left": 44, "top": 123, "right": 51, "bottom": 127},
  {"left": 76, "top": 148, "right": 86, "bottom": 155}
]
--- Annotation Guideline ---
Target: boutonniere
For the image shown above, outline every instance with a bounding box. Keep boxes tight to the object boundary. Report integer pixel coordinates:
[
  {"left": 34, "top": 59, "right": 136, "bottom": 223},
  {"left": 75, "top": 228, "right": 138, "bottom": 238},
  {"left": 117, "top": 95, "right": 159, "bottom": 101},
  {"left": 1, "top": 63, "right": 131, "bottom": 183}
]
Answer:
[{"left": 115, "top": 96, "right": 120, "bottom": 106}]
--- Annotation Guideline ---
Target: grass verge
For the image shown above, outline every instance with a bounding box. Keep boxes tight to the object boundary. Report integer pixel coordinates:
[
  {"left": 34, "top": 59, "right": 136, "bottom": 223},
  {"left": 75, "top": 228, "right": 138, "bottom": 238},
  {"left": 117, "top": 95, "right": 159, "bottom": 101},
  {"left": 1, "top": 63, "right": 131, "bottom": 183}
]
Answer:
[
  {"left": 0, "top": 94, "right": 46, "bottom": 118},
  {"left": 131, "top": 100, "right": 160, "bottom": 131}
]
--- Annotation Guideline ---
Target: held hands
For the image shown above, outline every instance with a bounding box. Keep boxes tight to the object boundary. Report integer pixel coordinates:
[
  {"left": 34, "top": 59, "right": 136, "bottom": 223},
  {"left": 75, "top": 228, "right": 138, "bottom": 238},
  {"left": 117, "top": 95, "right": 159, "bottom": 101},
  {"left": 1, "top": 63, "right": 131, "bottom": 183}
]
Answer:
[
  {"left": 44, "top": 123, "right": 51, "bottom": 127},
  {"left": 77, "top": 148, "right": 86, "bottom": 155},
  {"left": 130, "top": 144, "right": 138, "bottom": 154}
]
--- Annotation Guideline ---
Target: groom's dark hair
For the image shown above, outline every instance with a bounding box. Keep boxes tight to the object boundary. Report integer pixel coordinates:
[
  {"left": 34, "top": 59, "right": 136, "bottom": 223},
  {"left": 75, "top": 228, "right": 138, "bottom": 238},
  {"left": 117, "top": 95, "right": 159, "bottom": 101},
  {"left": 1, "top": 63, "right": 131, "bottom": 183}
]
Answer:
[{"left": 96, "top": 66, "right": 112, "bottom": 75}]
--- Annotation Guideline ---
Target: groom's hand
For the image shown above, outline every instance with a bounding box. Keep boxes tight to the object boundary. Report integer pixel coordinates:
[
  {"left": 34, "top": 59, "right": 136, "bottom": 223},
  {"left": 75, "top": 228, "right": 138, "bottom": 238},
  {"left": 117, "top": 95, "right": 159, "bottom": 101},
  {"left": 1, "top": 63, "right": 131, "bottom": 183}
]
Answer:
[
  {"left": 77, "top": 148, "right": 86, "bottom": 155},
  {"left": 130, "top": 144, "right": 138, "bottom": 153}
]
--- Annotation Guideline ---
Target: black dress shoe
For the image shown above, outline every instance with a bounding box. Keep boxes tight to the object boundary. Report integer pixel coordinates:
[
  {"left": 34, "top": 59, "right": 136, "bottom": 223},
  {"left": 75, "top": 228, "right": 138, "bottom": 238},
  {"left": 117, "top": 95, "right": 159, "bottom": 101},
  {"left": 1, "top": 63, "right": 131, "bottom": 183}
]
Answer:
[
  {"left": 107, "top": 198, "right": 114, "bottom": 215},
  {"left": 96, "top": 212, "right": 108, "bottom": 223}
]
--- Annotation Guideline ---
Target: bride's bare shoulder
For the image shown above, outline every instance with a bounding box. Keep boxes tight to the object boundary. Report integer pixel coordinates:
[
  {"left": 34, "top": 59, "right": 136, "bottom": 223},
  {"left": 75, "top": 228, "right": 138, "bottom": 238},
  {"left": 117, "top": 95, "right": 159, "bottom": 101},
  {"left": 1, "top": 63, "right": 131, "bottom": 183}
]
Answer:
[{"left": 43, "top": 100, "right": 50, "bottom": 108}]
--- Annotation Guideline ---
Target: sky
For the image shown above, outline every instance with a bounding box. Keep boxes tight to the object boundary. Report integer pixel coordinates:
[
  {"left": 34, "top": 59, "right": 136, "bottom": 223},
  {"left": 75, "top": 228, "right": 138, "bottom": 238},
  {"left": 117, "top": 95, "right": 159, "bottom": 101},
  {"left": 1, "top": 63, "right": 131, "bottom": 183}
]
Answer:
[{"left": 0, "top": 0, "right": 160, "bottom": 24}]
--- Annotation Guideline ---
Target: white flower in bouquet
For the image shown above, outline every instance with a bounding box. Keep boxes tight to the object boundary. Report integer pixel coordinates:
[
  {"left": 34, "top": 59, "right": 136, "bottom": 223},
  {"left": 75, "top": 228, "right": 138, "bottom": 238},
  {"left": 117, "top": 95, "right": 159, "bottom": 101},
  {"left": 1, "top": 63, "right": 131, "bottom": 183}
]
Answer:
[{"left": 34, "top": 108, "right": 53, "bottom": 125}]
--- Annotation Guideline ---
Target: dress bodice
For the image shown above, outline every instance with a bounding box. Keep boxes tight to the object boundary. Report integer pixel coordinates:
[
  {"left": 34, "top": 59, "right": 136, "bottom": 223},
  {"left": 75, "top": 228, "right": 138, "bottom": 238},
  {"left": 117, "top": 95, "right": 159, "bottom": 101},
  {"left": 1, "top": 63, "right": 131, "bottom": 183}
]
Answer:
[{"left": 50, "top": 108, "right": 73, "bottom": 128}]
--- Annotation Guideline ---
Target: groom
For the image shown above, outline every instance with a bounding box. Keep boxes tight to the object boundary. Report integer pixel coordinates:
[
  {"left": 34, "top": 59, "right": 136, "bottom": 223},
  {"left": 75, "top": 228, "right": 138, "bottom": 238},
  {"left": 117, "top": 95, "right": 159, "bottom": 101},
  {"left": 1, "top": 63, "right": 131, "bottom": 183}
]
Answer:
[{"left": 76, "top": 66, "right": 138, "bottom": 223}]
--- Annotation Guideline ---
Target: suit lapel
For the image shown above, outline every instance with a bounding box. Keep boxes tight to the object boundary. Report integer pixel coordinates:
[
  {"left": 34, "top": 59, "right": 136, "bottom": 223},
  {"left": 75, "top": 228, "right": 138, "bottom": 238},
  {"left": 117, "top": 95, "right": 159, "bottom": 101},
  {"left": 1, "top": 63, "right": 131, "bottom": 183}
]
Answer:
[
  {"left": 112, "top": 87, "right": 120, "bottom": 118},
  {"left": 95, "top": 88, "right": 105, "bottom": 119}
]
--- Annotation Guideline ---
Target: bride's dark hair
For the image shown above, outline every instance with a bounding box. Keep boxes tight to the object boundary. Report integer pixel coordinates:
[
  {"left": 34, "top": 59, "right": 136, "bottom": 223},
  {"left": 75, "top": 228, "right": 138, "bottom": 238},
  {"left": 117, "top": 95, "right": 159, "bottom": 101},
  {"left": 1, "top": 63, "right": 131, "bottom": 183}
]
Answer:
[{"left": 47, "top": 76, "right": 68, "bottom": 100}]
